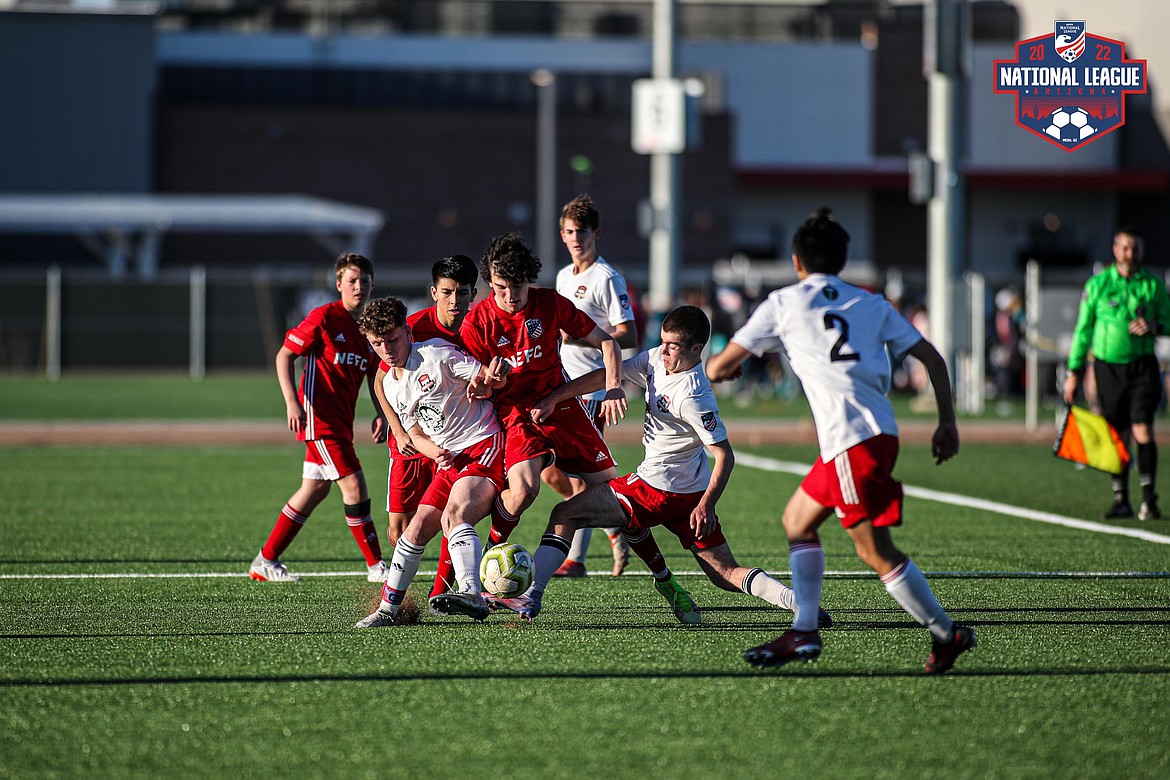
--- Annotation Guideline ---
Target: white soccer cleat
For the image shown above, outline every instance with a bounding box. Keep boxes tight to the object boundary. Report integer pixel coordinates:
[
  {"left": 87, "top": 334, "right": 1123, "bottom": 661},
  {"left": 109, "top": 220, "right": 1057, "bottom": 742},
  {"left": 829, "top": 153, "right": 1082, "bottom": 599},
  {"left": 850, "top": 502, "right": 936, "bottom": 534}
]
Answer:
[
  {"left": 354, "top": 607, "right": 397, "bottom": 628},
  {"left": 248, "top": 553, "right": 301, "bottom": 582},
  {"left": 366, "top": 560, "right": 391, "bottom": 582}
]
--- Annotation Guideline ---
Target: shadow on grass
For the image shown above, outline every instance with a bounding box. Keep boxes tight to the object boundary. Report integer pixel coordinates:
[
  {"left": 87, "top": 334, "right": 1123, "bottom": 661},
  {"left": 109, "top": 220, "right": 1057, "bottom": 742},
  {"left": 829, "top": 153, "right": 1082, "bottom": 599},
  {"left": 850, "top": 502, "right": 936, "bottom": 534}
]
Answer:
[{"left": 2, "top": 666, "right": 1169, "bottom": 687}]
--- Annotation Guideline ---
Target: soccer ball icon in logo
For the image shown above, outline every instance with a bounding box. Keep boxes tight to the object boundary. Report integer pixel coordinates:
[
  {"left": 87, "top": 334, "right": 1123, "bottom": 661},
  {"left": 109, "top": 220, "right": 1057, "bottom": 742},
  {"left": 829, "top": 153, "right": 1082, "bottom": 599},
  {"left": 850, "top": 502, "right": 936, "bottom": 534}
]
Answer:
[
  {"left": 480, "top": 543, "right": 535, "bottom": 598},
  {"left": 1044, "top": 106, "right": 1095, "bottom": 143}
]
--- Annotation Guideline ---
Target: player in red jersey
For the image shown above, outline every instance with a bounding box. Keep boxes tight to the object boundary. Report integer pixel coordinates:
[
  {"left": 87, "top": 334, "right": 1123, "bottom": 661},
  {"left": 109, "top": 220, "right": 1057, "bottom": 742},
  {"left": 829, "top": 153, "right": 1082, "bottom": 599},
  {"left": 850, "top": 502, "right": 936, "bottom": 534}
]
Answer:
[
  {"left": 371, "top": 255, "right": 478, "bottom": 604},
  {"left": 462, "top": 233, "right": 685, "bottom": 607},
  {"left": 249, "top": 252, "right": 389, "bottom": 583},
  {"left": 460, "top": 232, "right": 625, "bottom": 538}
]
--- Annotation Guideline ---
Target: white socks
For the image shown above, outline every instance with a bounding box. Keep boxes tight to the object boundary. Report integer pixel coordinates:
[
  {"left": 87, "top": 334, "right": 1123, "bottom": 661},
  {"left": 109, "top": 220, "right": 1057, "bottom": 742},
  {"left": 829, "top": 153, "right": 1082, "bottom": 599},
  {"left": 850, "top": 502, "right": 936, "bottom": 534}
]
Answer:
[
  {"left": 881, "top": 558, "right": 953, "bottom": 641},
  {"left": 446, "top": 523, "right": 484, "bottom": 594},
  {"left": 789, "top": 541, "right": 826, "bottom": 632}
]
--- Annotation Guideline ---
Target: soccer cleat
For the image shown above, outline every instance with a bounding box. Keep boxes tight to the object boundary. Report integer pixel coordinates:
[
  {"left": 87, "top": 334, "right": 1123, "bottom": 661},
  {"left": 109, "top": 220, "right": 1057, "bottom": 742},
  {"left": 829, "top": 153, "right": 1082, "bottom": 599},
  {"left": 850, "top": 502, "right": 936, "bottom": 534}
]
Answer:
[
  {"left": 354, "top": 607, "right": 396, "bottom": 628},
  {"left": 817, "top": 608, "right": 834, "bottom": 630},
  {"left": 483, "top": 592, "right": 542, "bottom": 621},
  {"left": 1102, "top": 500, "right": 1134, "bottom": 520},
  {"left": 366, "top": 561, "right": 391, "bottom": 582},
  {"left": 1138, "top": 497, "right": 1161, "bottom": 521},
  {"left": 248, "top": 553, "right": 301, "bottom": 582},
  {"left": 610, "top": 534, "right": 630, "bottom": 576},
  {"left": 743, "top": 629, "right": 822, "bottom": 668},
  {"left": 428, "top": 591, "right": 491, "bottom": 622},
  {"left": 924, "top": 624, "right": 977, "bottom": 674},
  {"left": 552, "top": 560, "right": 587, "bottom": 578},
  {"left": 654, "top": 575, "right": 702, "bottom": 625}
]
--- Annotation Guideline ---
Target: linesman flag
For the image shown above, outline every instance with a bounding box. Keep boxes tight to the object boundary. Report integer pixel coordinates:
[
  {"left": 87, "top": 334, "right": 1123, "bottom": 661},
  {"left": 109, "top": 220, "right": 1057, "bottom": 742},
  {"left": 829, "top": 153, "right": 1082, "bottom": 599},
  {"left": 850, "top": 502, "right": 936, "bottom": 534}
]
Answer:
[{"left": 1053, "top": 405, "right": 1130, "bottom": 475}]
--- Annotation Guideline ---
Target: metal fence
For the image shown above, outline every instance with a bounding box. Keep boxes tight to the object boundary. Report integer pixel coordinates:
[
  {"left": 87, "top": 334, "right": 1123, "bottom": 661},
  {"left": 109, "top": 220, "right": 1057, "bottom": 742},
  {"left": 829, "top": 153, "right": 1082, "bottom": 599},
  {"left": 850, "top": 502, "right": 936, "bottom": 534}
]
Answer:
[{"left": 0, "top": 267, "right": 431, "bottom": 377}]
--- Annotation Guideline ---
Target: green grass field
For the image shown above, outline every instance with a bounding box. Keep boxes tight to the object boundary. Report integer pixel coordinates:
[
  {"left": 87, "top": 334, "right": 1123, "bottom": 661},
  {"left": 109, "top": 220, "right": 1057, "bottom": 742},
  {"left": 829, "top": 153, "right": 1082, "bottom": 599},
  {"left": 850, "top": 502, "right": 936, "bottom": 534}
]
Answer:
[{"left": 1, "top": 375, "right": 1168, "bottom": 778}]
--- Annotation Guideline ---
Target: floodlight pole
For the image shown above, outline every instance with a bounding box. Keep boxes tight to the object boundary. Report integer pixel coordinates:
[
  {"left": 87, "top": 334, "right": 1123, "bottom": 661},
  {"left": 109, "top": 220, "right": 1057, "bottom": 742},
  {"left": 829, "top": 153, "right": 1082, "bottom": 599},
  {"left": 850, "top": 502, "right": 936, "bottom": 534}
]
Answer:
[
  {"left": 647, "top": 0, "right": 681, "bottom": 344},
  {"left": 533, "top": 69, "right": 557, "bottom": 286},
  {"left": 925, "top": 0, "right": 968, "bottom": 376}
]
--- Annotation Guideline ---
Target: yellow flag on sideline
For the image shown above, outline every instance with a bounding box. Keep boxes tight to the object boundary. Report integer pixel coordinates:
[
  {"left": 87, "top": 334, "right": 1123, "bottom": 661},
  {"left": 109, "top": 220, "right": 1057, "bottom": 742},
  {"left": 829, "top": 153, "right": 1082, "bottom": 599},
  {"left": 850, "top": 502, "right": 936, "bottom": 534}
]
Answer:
[{"left": 1053, "top": 405, "right": 1131, "bottom": 475}]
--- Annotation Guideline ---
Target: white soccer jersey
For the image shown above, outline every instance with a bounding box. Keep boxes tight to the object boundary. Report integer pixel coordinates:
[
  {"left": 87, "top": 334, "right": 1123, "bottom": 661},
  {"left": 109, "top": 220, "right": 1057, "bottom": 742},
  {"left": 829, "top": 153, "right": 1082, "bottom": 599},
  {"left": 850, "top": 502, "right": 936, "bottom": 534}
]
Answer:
[
  {"left": 624, "top": 346, "right": 728, "bottom": 494},
  {"left": 381, "top": 339, "right": 500, "bottom": 455},
  {"left": 556, "top": 257, "right": 634, "bottom": 401},
  {"left": 731, "top": 274, "right": 924, "bottom": 460}
]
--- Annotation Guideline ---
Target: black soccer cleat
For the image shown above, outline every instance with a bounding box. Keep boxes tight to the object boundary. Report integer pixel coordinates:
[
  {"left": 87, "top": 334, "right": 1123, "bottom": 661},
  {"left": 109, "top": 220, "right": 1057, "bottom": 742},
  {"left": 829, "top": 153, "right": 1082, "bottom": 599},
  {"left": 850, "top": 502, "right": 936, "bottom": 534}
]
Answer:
[
  {"left": 1102, "top": 500, "right": 1134, "bottom": 520},
  {"left": 744, "top": 629, "right": 822, "bottom": 669},
  {"left": 924, "top": 625, "right": 977, "bottom": 674}
]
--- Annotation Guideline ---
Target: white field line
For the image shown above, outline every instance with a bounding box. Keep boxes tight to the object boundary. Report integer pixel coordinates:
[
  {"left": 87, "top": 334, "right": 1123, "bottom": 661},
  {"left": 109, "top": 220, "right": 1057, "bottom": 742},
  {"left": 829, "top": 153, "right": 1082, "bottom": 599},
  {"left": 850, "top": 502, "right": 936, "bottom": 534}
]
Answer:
[
  {"left": 735, "top": 452, "right": 1170, "bottom": 546},
  {"left": 2, "top": 453, "right": 1168, "bottom": 581},
  {"left": 0, "top": 568, "right": 1165, "bottom": 580}
]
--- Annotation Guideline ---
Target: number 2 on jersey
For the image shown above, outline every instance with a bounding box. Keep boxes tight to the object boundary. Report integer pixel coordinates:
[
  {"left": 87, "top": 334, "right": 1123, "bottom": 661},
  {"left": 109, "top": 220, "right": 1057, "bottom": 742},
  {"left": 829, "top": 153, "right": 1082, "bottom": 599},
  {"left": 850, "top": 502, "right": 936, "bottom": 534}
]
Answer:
[{"left": 823, "top": 313, "right": 860, "bottom": 362}]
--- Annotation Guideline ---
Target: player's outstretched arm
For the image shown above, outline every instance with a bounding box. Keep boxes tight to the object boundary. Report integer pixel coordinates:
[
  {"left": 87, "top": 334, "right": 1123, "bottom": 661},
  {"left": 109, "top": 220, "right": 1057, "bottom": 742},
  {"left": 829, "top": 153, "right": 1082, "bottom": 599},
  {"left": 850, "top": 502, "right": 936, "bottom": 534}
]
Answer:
[
  {"left": 906, "top": 339, "right": 960, "bottom": 464},
  {"left": 584, "top": 327, "right": 627, "bottom": 425},
  {"left": 530, "top": 367, "right": 606, "bottom": 423},
  {"left": 706, "top": 342, "right": 752, "bottom": 383}
]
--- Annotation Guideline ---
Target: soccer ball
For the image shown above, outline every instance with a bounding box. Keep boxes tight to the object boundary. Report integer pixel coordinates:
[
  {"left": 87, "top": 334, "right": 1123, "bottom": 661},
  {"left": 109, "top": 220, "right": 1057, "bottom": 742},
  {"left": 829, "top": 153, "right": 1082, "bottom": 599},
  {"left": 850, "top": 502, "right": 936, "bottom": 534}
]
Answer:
[
  {"left": 1044, "top": 107, "right": 1095, "bottom": 141},
  {"left": 479, "top": 543, "right": 534, "bottom": 598}
]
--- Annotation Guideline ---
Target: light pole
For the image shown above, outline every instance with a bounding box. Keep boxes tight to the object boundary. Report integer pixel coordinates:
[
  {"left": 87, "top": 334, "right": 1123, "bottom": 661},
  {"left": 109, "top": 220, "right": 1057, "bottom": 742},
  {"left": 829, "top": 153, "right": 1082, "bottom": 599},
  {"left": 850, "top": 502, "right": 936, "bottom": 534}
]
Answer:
[{"left": 533, "top": 69, "right": 557, "bottom": 286}]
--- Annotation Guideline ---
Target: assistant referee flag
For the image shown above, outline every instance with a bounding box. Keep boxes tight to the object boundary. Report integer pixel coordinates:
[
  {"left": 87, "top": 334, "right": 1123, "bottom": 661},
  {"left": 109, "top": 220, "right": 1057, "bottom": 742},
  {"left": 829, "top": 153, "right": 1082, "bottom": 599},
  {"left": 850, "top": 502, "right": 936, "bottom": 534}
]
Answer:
[{"left": 1053, "top": 405, "right": 1131, "bottom": 475}]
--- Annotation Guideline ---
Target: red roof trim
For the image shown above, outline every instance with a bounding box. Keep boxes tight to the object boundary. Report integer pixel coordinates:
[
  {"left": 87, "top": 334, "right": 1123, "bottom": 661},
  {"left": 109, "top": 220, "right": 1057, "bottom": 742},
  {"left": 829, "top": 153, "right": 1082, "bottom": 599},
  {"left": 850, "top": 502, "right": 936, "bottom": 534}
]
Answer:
[{"left": 737, "top": 167, "right": 1169, "bottom": 192}]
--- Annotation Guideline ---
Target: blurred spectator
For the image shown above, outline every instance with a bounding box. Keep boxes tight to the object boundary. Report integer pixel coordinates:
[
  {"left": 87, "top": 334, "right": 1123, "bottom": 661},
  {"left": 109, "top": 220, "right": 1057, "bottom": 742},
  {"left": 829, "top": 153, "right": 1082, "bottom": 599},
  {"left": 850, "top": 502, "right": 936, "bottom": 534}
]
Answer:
[{"left": 988, "top": 287, "right": 1026, "bottom": 398}]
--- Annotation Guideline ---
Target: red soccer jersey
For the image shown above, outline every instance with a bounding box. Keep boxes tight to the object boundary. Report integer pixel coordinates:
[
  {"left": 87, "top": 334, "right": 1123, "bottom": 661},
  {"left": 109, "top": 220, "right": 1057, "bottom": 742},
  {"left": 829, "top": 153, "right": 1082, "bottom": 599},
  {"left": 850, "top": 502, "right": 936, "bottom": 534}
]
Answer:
[
  {"left": 283, "top": 299, "right": 377, "bottom": 442},
  {"left": 460, "top": 287, "right": 596, "bottom": 413},
  {"left": 378, "top": 305, "right": 465, "bottom": 375}
]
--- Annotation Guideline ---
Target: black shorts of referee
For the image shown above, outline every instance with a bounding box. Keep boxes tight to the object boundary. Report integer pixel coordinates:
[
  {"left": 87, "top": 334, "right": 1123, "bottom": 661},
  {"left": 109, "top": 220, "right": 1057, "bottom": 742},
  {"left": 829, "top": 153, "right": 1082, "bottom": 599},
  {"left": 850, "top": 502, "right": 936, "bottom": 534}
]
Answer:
[{"left": 1093, "top": 354, "right": 1164, "bottom": 430}]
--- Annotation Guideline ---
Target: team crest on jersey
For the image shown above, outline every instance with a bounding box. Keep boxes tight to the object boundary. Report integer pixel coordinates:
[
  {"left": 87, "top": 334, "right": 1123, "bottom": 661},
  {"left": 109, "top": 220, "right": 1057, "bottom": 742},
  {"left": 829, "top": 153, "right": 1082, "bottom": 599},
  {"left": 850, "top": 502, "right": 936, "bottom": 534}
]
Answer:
[
  {"left": 417, "top": 373, "right": 436, "bottom": 392},
  {"left": 993, "top": 21, "right": 1146, "bottom": 151},
  {"left": 656, "top": 394, "right": 671, "bottom": 413},
  {"left": 700, "top": 411, "right": 719, "bottom": 432},
  {"left": 619, "top": 294, "right": 630, "bottom": 309},
  {"left": 525, "top": 319, "right": 544, "bottom": 339},
  {"left": 574, "top": 285, "right": 587, "bottom": 299}
]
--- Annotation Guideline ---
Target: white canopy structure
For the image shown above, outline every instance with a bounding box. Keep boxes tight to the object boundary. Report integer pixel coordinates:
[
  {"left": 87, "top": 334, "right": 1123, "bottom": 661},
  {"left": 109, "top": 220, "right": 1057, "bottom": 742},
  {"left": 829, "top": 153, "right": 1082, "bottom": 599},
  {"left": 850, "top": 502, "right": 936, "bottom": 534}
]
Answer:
[{"left": 0, "top": 193, "right": 384, "bottom": 278}]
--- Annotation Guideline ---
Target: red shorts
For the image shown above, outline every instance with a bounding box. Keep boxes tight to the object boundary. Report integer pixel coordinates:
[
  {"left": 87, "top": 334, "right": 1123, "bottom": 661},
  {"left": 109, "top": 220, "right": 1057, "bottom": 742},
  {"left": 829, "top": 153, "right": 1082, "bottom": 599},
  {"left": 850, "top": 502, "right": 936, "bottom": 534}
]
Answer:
[
  {"left": 420, "top": 431, "right": 506, "bottom": 510},
  {"left": 800, "top": 434, "right": 903, "bottom": 529},
  {"left": 386, "top": 452, "right": 435, "bottom": 514},
  {"left": 581, "top": 398, "right": 607, "bottom": 433},
  {"left": 501, "top": 400, "right": 615, "bottom": 477},
  {"left": 302, "top": 438, "right": 361, "bottom": 481},
  {"left": 609, "top": 472, "right": 728, "bottom": 550}
]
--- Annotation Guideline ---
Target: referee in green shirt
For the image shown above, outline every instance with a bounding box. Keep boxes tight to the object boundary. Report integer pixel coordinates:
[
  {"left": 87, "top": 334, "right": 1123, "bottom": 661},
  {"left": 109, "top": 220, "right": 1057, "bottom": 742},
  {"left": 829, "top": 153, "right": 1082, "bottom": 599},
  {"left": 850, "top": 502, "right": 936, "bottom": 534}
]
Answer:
[{"left": 1064, "top": 226, "right": 1170, "bottom": 520}]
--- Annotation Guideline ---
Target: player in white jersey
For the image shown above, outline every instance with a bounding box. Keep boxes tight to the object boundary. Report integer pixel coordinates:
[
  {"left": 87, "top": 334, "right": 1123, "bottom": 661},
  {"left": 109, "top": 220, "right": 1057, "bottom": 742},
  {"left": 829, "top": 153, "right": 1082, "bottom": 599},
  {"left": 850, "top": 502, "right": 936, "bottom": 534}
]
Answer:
[
  {"left": 485, "top": 305, "right": 829, "bottom": 631},
  {"left": 353, "top": 297, "right": 511, "bottom": 626},
  {"left": 546, "top": 194, "right": 637, "bottom": 578},
  {"left": 706, "top": 207, "right": 975, "bottom": 674}
]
